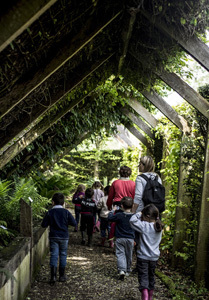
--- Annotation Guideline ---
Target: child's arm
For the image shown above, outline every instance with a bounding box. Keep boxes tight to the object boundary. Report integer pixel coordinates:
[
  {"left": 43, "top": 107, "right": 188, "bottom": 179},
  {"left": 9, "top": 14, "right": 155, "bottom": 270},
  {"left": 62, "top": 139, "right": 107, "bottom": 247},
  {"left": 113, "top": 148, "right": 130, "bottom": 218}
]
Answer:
[
  {"left": 108, "top": 206, "right": 118, "bottom": 221},
  {"left": 67, "top": 211, "right": 77, "bottom": 227},
  {"left": 41, "top": 212, "right": 50, "bottom": 228},
  {"left": 129, "top": 212, "right": 146, "bottom": 233},
  {"left": 106, "top": 185, "right": 115, "bottom": 210}
]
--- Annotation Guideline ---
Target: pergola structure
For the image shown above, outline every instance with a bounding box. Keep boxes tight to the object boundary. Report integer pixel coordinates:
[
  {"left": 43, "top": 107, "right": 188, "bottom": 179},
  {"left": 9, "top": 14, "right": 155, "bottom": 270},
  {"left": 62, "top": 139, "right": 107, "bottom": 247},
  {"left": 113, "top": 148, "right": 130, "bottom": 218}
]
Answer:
[{"left": 0, "top": 0, "right": 209, "bottom": 286}]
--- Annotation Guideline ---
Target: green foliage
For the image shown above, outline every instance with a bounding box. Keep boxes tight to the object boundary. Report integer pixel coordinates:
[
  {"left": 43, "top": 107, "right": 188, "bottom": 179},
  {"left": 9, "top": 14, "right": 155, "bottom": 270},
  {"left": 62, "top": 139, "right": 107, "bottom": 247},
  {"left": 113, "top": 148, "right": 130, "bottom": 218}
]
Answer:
[
  {"left": 155, "top": 118, "right": 181, "bottom": 253},
  {"left": 120, "top": 147, "right": 140, "bottom": 181},
  {"left": 0, "top": 177, "right": 49, "bottom": 246}
]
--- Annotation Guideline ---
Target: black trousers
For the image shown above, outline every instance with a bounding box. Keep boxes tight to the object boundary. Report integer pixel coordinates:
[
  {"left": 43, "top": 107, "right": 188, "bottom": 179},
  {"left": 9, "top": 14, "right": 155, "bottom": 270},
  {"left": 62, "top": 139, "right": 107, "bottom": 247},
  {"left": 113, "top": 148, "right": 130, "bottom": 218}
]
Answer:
[
  {"left": 137, "top": 257, "right": 157, "bottom": 291},
  {"left": 80, "top": 214, "right": 94, "bottom": 236}
]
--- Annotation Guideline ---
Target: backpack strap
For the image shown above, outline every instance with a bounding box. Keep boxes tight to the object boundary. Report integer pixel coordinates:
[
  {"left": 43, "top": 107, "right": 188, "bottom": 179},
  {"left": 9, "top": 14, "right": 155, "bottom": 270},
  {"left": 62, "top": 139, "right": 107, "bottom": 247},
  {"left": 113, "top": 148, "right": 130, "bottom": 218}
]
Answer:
[{"left": 139, "top": 174, "right": 158, "bottom": 181}]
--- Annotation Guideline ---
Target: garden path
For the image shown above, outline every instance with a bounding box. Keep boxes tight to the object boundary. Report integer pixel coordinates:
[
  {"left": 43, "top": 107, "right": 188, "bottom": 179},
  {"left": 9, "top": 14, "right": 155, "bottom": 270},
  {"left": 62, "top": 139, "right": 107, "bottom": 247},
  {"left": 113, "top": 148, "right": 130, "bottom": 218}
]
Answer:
[{"left": 25, "top": 219, "right": 172, "bottom": 300}]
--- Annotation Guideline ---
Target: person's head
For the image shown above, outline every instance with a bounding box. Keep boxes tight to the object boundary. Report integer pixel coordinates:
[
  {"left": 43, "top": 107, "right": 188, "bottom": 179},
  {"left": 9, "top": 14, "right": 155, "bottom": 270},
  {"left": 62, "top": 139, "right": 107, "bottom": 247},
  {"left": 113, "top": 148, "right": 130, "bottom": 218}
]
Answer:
[
  {"left": 138, "top": 156, "right": 155, "bottom": 173},
  {"left": 104, "top": 185, "right": 111, "bottom": 196},
  {"left": 119, "top": 166, "right": 132, "bottom": 178},
  {"left": 52, "top": 192, "right": 65, "bottom": 206},
  {"left": 85, "top": 188, "right": 94, "bottom": 199},
  {"left": 76, "top": 184, "right": 85, "bottom": 193},
  {"left": 141, "top": 204, "right": 164, "bottom": 232},
  {"left": 121, "top": 196, "right": 133, "bottom": 210},
  {"left": 92, "top": 181, "right": 103, "bottom": 189}
]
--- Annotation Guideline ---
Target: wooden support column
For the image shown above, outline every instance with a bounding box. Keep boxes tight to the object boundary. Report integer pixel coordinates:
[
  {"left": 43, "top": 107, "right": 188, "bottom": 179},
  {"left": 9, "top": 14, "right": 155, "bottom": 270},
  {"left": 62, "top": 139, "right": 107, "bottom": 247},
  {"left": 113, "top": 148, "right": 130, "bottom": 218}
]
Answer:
[
  {"left": 195, "top": 121, "right": 209, "bottom": 287},
  {"left": 172, "top": 133, "right": 192, "bottom": 268}
]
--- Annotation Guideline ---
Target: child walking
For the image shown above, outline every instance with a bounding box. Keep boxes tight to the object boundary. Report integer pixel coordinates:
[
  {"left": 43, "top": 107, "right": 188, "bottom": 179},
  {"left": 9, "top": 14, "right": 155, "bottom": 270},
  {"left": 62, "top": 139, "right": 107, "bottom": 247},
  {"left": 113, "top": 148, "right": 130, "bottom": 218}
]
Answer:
[
  {"left": 96, "top": 185, "right": 111, "bottom": 247},
  {"left": 92, "top": 181, "right": 104, "bottom": 231},
  {"left": 108, "top": 196, "right": 135, "bottom": 280},
  {"left": 80, "top": 188, "right": 97, "bottom": 247},
  {"left": 129, "top": 204, "right": 164, "bottom": 300},
  {"left": 41, "top": 193, "right": 76, "bottom": 284},
  {"left": 72, "top": 184, "right": 85, "bottom": 232}
]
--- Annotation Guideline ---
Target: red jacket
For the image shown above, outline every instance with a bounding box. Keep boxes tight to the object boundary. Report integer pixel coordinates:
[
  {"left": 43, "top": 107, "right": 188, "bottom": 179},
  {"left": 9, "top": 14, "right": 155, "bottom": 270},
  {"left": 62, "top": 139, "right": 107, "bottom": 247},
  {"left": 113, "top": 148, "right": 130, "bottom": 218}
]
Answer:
[{"left": 107, "top": 179, "right": 135, "bottom": 210}]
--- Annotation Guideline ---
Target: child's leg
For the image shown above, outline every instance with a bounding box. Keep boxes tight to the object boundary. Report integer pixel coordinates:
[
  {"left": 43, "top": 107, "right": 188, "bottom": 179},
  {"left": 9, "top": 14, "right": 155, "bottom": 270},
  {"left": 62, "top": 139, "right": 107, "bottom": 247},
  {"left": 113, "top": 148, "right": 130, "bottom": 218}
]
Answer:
[
  {"left": 50, "top": 239, "right": 59, "bottom": 267},
  {"left": 124, "top": 239, "right": 134, "bottom": 274},
  {"left": 115, "top": 238, "right": 127, "bottom": 273},
  {"left": 58, "top": 239, "right": 69, "bottom": 282},
  {"left": 80, "top": 214, "right": 86, "bottom": 244},
  {"left": 86, "top": 215, "right": 94, "bottom": 246},
  {"left": 49, "top": 239, "right": 59, "bottom": 283},
  {"left": 137, "top": 258, "right": 149, "bottom": 290},
  {"left": 148, "top": 260, "right": 157, "bottom": 297}
]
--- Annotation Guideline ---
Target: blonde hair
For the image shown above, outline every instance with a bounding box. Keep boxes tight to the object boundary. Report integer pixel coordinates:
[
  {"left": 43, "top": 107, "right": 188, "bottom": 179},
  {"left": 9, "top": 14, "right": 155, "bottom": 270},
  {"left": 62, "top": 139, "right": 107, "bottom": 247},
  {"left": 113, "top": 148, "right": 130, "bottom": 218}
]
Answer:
[{"left": 140, "top": 156, "right": 155, "bottom": 173}]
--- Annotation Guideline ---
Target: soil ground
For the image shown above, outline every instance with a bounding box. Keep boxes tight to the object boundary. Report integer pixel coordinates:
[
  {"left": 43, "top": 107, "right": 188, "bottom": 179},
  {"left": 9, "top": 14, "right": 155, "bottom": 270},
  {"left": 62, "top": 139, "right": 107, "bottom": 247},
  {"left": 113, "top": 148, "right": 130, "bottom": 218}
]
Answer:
[{"left": 25, "top": 218, "right": 172, "bottom": 300}]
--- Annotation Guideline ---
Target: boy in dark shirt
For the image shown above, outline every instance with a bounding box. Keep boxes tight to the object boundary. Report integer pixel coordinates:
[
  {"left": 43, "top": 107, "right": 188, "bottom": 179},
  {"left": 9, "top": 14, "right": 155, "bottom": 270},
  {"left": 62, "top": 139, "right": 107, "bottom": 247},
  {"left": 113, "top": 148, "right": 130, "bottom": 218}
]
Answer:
[
  {"left": 80, "top": 188, "right": 97, "bottom": 247},
  {"left": 108, "top": 196, "right": 135, "bottom": 280},
  {"left": 41, "top": 193, "right": 76, "bottom": 284}
]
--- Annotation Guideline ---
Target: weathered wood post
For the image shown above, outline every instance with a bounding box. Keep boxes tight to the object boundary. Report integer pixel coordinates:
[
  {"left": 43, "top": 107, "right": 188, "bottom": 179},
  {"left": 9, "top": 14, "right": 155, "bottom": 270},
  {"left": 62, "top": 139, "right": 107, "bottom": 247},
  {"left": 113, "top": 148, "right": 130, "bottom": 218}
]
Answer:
[
  {"left": 171, "top": 133, "right": 191, "bottom": 268},
  {"left": 195, "top": 121, "right": 209, "bottom": 288},
  {"left": 20, "top": 198, "right": 33, "bottom": 283}
]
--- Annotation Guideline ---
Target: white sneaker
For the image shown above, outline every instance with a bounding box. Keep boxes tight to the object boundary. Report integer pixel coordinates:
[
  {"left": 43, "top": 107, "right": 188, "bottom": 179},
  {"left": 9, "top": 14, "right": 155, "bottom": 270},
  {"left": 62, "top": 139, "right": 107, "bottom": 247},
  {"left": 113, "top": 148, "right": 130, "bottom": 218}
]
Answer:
[{"left": 118, "top": 270, "right": 125, "bottom": 280}]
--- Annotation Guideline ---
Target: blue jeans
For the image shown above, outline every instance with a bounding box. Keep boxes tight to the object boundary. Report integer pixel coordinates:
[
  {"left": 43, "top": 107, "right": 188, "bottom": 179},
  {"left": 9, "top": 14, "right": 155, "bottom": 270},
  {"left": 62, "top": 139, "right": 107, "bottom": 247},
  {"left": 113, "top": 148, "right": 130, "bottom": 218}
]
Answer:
[{"left": 50, "top": 238, "right": 69, "bottom": 268}]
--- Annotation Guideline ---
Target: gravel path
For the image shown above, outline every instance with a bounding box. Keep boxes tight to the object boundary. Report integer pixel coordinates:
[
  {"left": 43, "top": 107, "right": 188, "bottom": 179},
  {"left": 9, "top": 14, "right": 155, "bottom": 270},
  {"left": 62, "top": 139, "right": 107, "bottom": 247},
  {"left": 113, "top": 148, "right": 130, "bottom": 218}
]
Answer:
[{"left": 25, "top": 226, "right": 172, "bottom": 300}]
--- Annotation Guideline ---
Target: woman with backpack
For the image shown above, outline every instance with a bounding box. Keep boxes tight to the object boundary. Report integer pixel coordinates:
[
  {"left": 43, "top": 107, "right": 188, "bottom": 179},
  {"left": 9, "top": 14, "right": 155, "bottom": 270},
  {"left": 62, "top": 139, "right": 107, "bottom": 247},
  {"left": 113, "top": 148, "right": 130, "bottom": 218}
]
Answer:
[{"left": 132, "top": 156, "right": 165, "bottom": 214}]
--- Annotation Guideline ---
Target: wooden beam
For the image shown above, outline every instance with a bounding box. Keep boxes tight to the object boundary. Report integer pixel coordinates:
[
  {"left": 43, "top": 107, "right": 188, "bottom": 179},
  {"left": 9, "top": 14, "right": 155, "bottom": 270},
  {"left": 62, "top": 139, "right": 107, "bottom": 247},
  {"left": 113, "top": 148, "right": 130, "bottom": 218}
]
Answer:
[
  {"left": 129, "top": 51, "right": 209, "bottom": 119},
  {"left": 0, "top": 10, "right": 121, "bottom": 118},
  {"left": 141, "top": 9, "right": 209, "bottom": 72},
  {"left": 124, "top": 123, "right": 152, "bottom": 151},
  {"left": 0, "top": 92, "right": 91, "bottom": 169},
  {"left": 0, "top": 0, "right": 58, "bottom": 52},
  {"left": 0, "top": 53, "right": 115, "bottom": 149},
  {"left": 156, "top": 70, "right": 209, "bottom": 119},
  {"left": 121, "top": 107, "right": 155, "bottom": 139},
  {"left": 142, "top": 90, "right": 190, "bottom": 132},
  {"left": 127, "top": 97, "right": 158, "bottom": 128}
]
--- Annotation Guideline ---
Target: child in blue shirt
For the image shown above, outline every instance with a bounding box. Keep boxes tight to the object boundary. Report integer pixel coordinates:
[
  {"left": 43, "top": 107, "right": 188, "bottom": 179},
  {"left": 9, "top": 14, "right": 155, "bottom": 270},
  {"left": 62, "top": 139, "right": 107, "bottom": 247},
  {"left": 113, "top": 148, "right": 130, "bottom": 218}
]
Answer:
[
  {"left": 41, "top": 193, "right": 76, "bottom": 284},
  {"left": 129, "top": 204, "right": 163, "bottom": 300},
  {"left": 108, "top": 196, "right": 135, "bottom": 280}
]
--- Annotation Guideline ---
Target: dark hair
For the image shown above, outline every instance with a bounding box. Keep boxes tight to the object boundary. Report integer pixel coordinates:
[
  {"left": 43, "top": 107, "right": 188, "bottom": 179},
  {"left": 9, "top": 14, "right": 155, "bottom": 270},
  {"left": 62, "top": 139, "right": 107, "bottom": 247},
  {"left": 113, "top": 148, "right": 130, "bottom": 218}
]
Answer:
[
  {"left": 76, "top": 184, "right": 85, "bottom": 193},
  {"left": 142, "top": 204, "right": 164, "bottom": 232},
  {"left": 85, "top": 188, "right": 94, "bottom": 199},
  {"left": 52, "top": 193, "right": 65, "bottom": 205},
  {"left": 121, "top": 196, "right": 133, "bottom": 209},
  {"left": 119, "top": 166, "right": 132, "bottom": 178},
  {"left": 92, "top": 181, "right": 103, "bottom": 190},
  {"left": 104, "top": 185, "right": 110, "bottom": 196}
]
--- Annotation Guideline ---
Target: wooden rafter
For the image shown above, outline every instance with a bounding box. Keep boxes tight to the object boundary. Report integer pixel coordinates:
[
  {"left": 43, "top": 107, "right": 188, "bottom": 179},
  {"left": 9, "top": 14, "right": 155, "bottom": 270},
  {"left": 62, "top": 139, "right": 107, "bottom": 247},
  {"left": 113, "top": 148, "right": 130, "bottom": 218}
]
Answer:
[
  {"left": 0, "top": 10, "right": 121, "bottom": 119},
  {"left": 0, "top": 53, "right": 115, "bottom": 149},
  {"left": 121, "top": 106, "right": 154, "bottom": 139},
  {"left": 141, "top": 9, "right": 209, "bottom": 72},
  {"left": 0, "top": 0, "right": 58, "bottom": 52}
]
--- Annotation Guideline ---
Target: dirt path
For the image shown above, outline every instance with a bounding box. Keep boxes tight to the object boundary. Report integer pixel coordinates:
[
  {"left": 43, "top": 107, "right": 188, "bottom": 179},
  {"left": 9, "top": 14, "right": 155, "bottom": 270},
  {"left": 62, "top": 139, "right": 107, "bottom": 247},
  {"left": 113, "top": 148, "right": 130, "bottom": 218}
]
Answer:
[{"left": 26, "top": 227, "right": 172, "bottom": 300}]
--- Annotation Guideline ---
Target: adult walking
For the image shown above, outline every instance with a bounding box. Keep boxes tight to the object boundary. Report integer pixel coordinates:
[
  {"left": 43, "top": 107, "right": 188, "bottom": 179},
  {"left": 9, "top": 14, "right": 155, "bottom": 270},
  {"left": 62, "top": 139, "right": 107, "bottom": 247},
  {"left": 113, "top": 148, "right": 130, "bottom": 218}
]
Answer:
[
  {"left": 107, "top": 166, "right": 135, "bottom": 210},
  {"left": 132, "top": 155, "right": 163, "bottom": 213}
]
